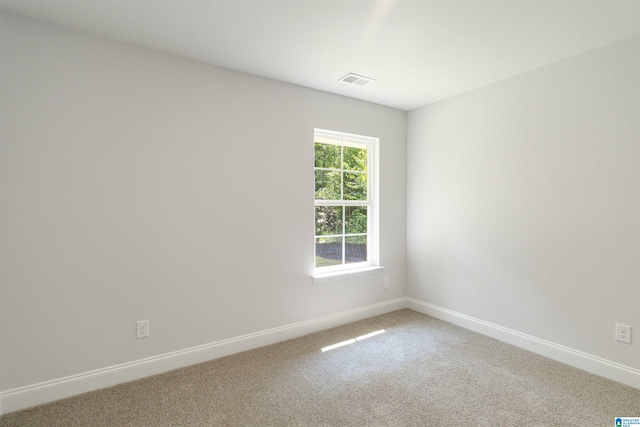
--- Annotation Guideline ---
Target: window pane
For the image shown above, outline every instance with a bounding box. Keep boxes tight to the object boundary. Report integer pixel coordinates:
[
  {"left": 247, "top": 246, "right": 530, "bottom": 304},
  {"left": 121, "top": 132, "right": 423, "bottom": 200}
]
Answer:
[
  {"left": 343, "top": 145, "right": 367, "bottom": 171},
  {"left": 315, "top": 206, "right": 343, "bottom": 236},
  {"left": 345, "top": 206, "right": 367, "bottom": 234},
  {"left": 343, "top": 172, "right": 367, "bottom": 201},
  {"left": 346, "top": 235, "right": 367, "bottom": 263},
  {"left": 315, "top": 143, "right": 341, "bottom": 169},
  {"left": 315, "top": 170, "right": 341, "bottom": 200},
  {"left": 315, "top": 236, "right": 343, "bottom": 267}
]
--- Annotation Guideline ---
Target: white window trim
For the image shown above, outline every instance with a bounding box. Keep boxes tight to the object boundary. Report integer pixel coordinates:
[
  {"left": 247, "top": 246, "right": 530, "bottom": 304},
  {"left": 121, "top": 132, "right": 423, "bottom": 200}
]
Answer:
[
  {"left": 312, "top": 265, "right": 385, "bottom": 284},
  {"left": 313, "top": 128, "right": 381, "bottom": 281}
]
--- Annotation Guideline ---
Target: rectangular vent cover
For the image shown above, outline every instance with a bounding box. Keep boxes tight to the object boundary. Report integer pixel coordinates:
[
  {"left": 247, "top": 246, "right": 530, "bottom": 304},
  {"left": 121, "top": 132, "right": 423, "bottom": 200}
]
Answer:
[{"left": 339, "top": 73, "right": 375, "bottom": 87}]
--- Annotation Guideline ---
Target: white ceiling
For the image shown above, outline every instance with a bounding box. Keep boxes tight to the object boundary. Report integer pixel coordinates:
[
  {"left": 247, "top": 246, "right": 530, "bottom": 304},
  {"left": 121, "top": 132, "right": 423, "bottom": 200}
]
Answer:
[{"left": 1, "top": 0, "right": 639, "bottom": 111}]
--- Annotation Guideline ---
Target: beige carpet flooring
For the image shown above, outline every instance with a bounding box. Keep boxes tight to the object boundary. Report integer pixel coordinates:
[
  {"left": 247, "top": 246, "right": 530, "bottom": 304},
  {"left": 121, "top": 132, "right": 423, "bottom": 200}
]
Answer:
[{"left": 1, "top": 309, "right": 639, "bottom": 426}]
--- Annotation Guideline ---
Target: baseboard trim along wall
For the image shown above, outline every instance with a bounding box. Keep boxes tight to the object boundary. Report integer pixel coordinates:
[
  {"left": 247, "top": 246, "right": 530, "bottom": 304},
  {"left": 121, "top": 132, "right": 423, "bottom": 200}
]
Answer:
[
  {"left": 405, "top": 297, "right": 640, "bottom": 390},
  {"left": 0, "top": 298, "right": 406, "bottom": 415},
  {"left": 2, "top": 296, "right": 638, "bottom": 414}
]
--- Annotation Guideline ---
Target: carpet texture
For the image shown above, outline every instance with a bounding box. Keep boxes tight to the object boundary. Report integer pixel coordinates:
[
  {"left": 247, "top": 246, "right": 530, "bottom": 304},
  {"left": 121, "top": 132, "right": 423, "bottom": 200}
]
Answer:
[{"left": 1, "top": 309, "right": 638, "bottom": 426}]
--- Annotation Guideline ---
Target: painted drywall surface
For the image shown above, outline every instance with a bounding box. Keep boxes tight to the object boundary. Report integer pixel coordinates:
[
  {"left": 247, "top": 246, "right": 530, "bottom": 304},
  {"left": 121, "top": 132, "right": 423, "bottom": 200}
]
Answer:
[
  {"left": 407, "top": 36, "right": 640, "bottom": 369},
  {"left": 0, "top": 13, "right": 406, "bottom": 391}
]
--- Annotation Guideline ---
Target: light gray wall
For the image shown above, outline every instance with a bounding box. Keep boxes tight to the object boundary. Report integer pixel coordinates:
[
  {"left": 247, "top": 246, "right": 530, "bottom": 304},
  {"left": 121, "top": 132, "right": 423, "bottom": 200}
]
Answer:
[
  {"left": 407, "top": 36, "right": 640, "bottom": 369},
  {"left": 0, "top": 13, "right": 407, "bottom": 391}
]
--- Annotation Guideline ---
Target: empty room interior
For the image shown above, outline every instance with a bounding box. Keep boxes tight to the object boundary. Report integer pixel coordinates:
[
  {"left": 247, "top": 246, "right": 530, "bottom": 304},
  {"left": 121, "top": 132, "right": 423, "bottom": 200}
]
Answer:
[{"left": 0, "top": 0, "right": 639, "bottom": 425}]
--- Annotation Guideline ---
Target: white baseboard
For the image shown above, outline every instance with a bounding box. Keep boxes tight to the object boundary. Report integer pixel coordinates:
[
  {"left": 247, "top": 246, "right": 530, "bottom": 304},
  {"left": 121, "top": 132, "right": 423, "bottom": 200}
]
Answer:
[
  {"left": 3, "top": 296, "right": 637, "bottom": 415},
  {"left": 0, "top": 297, "right": 406, "bottom": 415},
  {"left": 405, "top": 297, "right": 640, "bottom": 390}
]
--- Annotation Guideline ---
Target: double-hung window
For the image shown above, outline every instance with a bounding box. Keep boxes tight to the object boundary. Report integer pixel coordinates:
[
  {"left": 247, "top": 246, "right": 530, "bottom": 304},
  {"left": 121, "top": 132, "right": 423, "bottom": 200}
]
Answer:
[{"left": 314, "top": 129, "right": 379, "bottom": 275}]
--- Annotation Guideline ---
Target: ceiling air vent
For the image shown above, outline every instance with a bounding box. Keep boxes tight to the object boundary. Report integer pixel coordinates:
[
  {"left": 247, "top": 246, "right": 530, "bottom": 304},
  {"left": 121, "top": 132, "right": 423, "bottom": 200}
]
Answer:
[{"left": 339, "top": 73, "right": 375, "bottom": 87}]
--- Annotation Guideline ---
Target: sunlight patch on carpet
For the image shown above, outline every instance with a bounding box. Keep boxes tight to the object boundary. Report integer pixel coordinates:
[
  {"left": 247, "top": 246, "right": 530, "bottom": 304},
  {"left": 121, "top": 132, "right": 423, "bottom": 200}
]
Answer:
[{"left": 321, "top": 329, "right": 386, "bottom": 352}]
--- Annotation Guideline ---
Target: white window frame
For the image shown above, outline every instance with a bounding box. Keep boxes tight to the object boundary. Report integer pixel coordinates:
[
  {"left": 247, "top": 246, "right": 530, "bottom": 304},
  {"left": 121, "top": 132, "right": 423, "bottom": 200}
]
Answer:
[{"left": 313, "top": 128, "right": 382, "bottom": 282}]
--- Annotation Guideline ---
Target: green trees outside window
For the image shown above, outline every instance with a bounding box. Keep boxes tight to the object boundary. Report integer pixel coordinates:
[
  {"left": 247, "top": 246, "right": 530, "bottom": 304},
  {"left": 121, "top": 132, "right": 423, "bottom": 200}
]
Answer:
[{"left": 314, "top": 136, "right": 370, "bottom": 269}]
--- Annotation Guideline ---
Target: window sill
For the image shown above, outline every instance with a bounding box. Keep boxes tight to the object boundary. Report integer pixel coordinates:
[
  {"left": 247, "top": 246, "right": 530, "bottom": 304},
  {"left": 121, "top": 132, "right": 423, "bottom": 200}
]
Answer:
[{"left": 312, "top": 266, "right": 385, "bottom": 284}]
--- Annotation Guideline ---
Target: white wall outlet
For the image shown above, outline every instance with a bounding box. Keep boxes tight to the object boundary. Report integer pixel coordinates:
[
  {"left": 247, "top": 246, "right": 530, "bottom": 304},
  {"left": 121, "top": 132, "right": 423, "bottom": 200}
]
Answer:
[
  {"left": 384, "top": 277, "right": 390, "bottom": 289},
  {"left": 615, "top": 323, "right": 631, "bottom": 344},
  {"left": 136, "top": 320, "right": 150, "bottom": 339}
]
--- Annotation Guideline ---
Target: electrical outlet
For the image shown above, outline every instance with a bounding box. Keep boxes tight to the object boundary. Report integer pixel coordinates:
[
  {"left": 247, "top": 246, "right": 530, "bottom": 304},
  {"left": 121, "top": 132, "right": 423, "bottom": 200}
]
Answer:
[
  {"left": 137, "top": 320, "right": 150, "bottom": 339},
  {"left": 615, "top": 323, "right": 631, "bottom": 344},
  {"left": 384, "top": 277, "right": 390, "bottom": 289}
]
